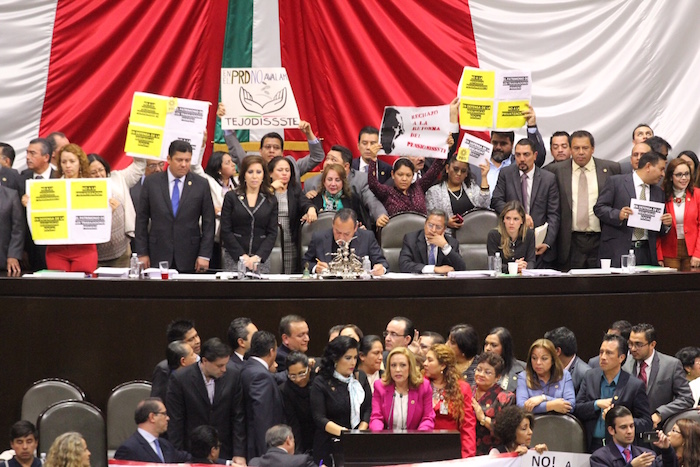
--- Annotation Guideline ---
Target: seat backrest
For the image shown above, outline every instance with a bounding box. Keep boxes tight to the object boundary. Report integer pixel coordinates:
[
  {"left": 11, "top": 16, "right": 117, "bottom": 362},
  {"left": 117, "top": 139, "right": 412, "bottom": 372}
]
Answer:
[
  {"left": 106, "top": 381, "right": 152, "bottom": 450},
  {"left": 378, "top": 212, "right": 427, "bottom": 273},
  {"left": 22, "top": 378, "right": 85, "bottom": 426},
  {"left": 299, "top": 211, "right": 336, "bottom": 265},
  {"left": 663, "top": 408, "right": 700, "bottom": 433},
  {"left": 456, "top": 208, "right": 498, "bottom": 270},
  {"left": 268, "top": 224, "right": 284, "bottom": 274},
  {"left": 531, "top": 413, "right": 587, "bottom": 453},
  {"left": 38, "top": 400, "right": 107, "bottom": 467}
]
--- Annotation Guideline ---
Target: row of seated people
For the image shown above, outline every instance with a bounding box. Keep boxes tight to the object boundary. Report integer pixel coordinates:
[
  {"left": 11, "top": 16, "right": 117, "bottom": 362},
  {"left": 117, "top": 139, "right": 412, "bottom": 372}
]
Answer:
[{"left": 135, "top": 314, "right": 699, "bottom": 466}]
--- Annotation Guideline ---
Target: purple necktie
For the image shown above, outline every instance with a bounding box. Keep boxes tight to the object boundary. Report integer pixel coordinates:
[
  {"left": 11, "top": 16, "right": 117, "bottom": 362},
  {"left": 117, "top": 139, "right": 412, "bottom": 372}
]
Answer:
[{"left": 521, "top": 172, "right": 529, "bottom": 213}]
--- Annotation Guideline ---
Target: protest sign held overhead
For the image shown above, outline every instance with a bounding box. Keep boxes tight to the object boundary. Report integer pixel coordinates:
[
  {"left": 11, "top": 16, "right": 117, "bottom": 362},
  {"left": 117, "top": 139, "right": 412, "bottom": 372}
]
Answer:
[
  {"left": 378, "top": 105, "right": 451, "bottom": 159},
  {"left": 459, "top": 133, "right": 493, "bottom": 167},
  {"left": 220, "top": 68, "right": 300, "bottom": 129}
]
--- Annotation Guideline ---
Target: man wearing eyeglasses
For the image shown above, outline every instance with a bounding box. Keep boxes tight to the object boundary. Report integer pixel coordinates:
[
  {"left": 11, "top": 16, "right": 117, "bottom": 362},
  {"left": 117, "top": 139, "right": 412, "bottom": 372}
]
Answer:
[
  {"left": 384, "top": 317, "right": 415, "bottom": 352},
  {"left": 399, "top": 209, "right": 465, "bottom": 274},
  {"left": 623, "top": 323, "right": 693, "bottom": 429},
  {"left": 114, "top": 397, "right": 192, "bottom": 463}
]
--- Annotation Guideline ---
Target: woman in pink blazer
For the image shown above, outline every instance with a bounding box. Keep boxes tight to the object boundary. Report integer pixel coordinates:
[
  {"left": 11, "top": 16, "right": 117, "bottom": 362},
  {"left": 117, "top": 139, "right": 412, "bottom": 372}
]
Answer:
[
  {"left": 657, "top": 158, "right": 700, "bottom": 271},
  {"left": 369, "top": 347, "right": 435, "bottom": 431}
]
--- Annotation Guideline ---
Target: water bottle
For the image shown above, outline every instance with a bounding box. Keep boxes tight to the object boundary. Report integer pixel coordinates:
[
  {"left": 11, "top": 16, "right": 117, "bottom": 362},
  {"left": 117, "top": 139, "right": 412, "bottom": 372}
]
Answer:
[
  {"left": 494, "top": 252, "right": 502, "bottom": 276},
  {"left": 362, "top": 255, "right": 372, "bottom": 276},
  {"left": 128, "top": 253, "right": 139, "bottom": 279},
  {"left": 237, "top": 256, "right": 247, "bottom": 280},
  {"left": 627, "top": 248, "right": 636, "bottom": 273}
]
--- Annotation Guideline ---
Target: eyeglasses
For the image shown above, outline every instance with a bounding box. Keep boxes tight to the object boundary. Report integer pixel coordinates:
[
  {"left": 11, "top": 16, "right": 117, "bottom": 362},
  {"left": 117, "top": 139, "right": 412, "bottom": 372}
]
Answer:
[
  {"left": 673, "top": 172, "right": 691, "bottom": 179},
  {"left": 627, "top": 341, "right": 649, "bottom": 349},
  {"left": 147, "top": 162, "right": 165, "bottom": 170},
  {"left": 383, "top": 331, "right": 406, "bottom": 339},
  {"left": 426, "top": 222, "right": 445, "bottom": 231},
  {"left": 263, "top": 144, "right": 282, "bottom": 151},
  {"left": 288, "top": 368, "right": 310, "bottom": 381},
  {"left": 450, "top": 166, "right": 469, "bottom": 174},
  {"left": 474, "top": 367, "right": 495, "bottom": 376},
  {"left": 152, "top": 411, "right": 167, "bottom": 416}
]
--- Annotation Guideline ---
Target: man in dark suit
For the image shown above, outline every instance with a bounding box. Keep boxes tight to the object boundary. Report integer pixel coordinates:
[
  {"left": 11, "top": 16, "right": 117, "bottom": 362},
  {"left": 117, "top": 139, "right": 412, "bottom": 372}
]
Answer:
[
  {"left": 114, "top": 397, "right": 191, "bottom": 463},
  {"left": 275, "top": 315, "right": 310, "bottom": 372},
  {"left": 590, "top": 406, "right": 676, "bottom": 467},
  {"left": 134, "top": 140, "right": 215, "bottom": 273},
  {"left": 545, "top": 131, "right": 621, "bottom": 270},
  {"left": 399, "top": 209, "right": 466, "bottom": 274},
  {"left": 0, "top": 185, "right": 24, "bottom": 276},
  {"left": 544, "top": 326, "right": 591, "bottom": 395},
  {"left": 491, "top": 138, "right": 560, "bottom": 267},
  {"left": 352, "top": 126, "right": 392, "bottom": 184},
  {"left": 227, "top": 317, "right": 257, "bottom": 366},
  {"left": 620, "top": 142, "right": 651, "bottom": 175},
  {"left": 241, "top": 331, "right": 286, "bottom": 459},
  {"left": 589, "top": 320, "right": 632, "bottom": 370},
  {"left": 151, "top": 319, "right": 201, "bottom": 403},
  {"left": 166, "top": 338, "right": 246, "bottom": 464},
  {"left": 594, "top": 151, "right": 671, "bottom": 267},
  {"left": 623, "top": 323, "right": 694, "bottom": 428},
  {"left": 302, "top": 208, "right": 389, "bottom": 274},
  {"left": 575, "top": 334, "right": 652, "bottom": 453},
  {"left": 0, "top": 143, "right": 24, "bottom": 197},
  {"left": 249, "top": 425, "right": 314, "bottom": 467}
]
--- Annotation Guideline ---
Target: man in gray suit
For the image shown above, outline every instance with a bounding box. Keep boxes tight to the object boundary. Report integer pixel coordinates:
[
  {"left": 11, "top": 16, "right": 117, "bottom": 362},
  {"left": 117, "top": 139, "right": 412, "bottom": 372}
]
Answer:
[
  {"left": 491, "top": 138, "right": 560, "bottom": 267},
  {"left": 0, "top": 185, "right": 24, "bottom": 275},
  {"left": 545, "top": 131, "right": 620, "bottom": 270},
  {"left": 544, "top": 326, "right": 591, "bottom": 395},
  {"left": 623, "top": 323, "right": 694, "bottom": 428}
]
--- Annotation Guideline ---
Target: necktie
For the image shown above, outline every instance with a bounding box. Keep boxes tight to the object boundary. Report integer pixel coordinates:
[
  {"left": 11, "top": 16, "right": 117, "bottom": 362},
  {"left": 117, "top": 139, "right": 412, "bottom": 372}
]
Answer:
[
  {"left": 364, "top": 165, "right": 369, "bottom": 173},
  {"left": 638, "top": 361, "right": 648, "bottom": 388},
  {"left": 623, "top": 448, "right": 631, "bottom": 462},
  {"left": 428, "top": 244, "right": 436, "bottom": 265},
  {"left": 154, "top": 439, "right": 165, "bottom": 462},
  {"left": 172, "top": 179, "right": 180, "bottom": 216},
  {"left": 521, "top": 172, "right": 529, "bottom": 214},
  {"left": 633, "top": 184, "right": 646, "bottom": 240},
  {"left": 577, "top": 167, "right": 589, "bottom": 231},
  {"left": 35, "top": 175, "right": 44, "bottom": 180}
]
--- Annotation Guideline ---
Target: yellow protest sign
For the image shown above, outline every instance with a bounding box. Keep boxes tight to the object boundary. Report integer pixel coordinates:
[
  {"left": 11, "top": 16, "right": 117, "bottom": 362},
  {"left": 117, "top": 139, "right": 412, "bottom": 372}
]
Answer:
[
  {"left": 29, "top": 180, "right": 66, "bottom": 211},
  {"left": 459, "top": 69, "right": 495, "bottom": 99},
  {"left": 459, "top": 99, "right": 493, "bottom": 129},
  {"left": 31, "top": 211, "right": 68, "bottom": 240},
  {"left": 71, "top": 180, "right": 109, "bottom": 210},
  {"left": 130, "top": 93, "right": 168, "bottom": 127},
  {"left": 495, "top": 101, "right": 529, "bottom": 129},
  {"left": 124, "top": 124, "right": 164, "bottom": 158}
]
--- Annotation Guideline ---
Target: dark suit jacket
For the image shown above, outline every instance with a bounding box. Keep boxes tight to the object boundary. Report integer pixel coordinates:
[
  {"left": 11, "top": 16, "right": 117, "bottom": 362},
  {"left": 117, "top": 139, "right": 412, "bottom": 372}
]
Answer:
[
  {"left": 594, "top": 173, "right": 669, "bottom": 267},
  {"left": 130, "top": 178, "right": 144, "bottom": 212},
  {"left": 399, "top": 230, "right": 466, "bottom": 273},
  {"left": 21, "top": 168, "right": 58, "bottom": 271},
  {"left": 352, "top": 158, "right": 392, "bottom": 184},
  {"left": 166, "top": 362, "right": 245, "bottom": 459},
  {"left": 150, "top": 359, "right": 170, "bottom": 403},
  {"left": 134, "top": 171, "right": 215, "bottom": 271},
  {"left": 114, "top": 431, "right": 191, "bottom": 463},
  {"left": 302, "top": 228, "right": 389, "bottom": 271},
  {"left": 545, "top": 158, "right": 621, "bottom": 265},
  {"left": 248, "top": 447, "right": 315, "bottom": 467},
  {"left": 491, "top": 164, "right": 560, "bottom": 262},
  {"left": 574, "top": 368, "right": 652, "bottom": 452},
  {"left": 0, "top": 186, "right": 25, "bottom": 268},
  {"left": 220, "top": 191, "right": 278, "bottom": 263},
  {"left": 0, "top": 166, "right": 25, "bottom": 197},
  {"left": 568, "top": 355, "right": 592, "bottom": 395},
  {"left": 623, "top": 351, "right": 694, "bottom": 421},
  {"left": 590, "top": 442, "right": 677, "bottom": 467},
  {"left": 241, "top": 358, "right": 286, "bottom": 459}
]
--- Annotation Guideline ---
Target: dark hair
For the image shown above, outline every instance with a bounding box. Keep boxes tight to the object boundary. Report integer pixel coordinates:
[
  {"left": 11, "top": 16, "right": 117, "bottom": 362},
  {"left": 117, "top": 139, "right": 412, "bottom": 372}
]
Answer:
[
  {"left": 358, "top": 126, "right": 379, "bottom": 142},
  {"left": 486, "top": 327, "right": 516, "bottom": 374},
  {"left": 676, "top": 347, "right": 700, "bottom": 371},
  {"left": 260, "top": 132, "right": 284, "bottom": 149},
  {"left": 663, "top": 158, "right": 694, "bottom": 201},
  {"left": 166, "top": 319, "right": 195, "bottom": 343},
  {"left": 189, "top": 425, "right": 220, "bottom": 459},
  {"left": 422, "top": 331, "right": 445, "bottom": 346},
  {"left": 200, "top": 338, "right": 231, "bottom": 362},
  {"left": 227, "top": 317, "right": 253, "bottom": 350},
  {"left": 392, "top": 158, "right": 415, "bottom": 174},
  {"left": 205, "top": 151, "right": 236, "bottom": 187},
  {"left": 166, "top": 340, "right": 191, "bottom": 371},
  {"left": 426, "top": 209, "right": 447, "bottom": 223},
  {"left": 445, "top": 153, "right": 476, "bottom": 187},
  {"left": 29, "top": 138, "right": 51, "bottom": 157},
  {"left": 10, "top": 420, "right": 38, "bottom": 440},
  {"left": 550, "top": 131, "right": 570, "bottom": 147},
  {"left": 134, "top": 397, "right": 163, "bottom": 424},
  {"left": 340, "top": 324, "right": 363, "bottom": 341},
  {"left": 569, "top": 130, "right": 595, "bottom": 147},
  {"left": 449, "top": 324, "right": 479, "bottom": 359},
  {"left": 0, "top": 142, "right": 16, "bottom": 164},
  {"left": 605, "top": 405, "right": 632, "bottom": 429},
  {"left": 602, "top": 334, "right": 628, "bottom": 357},
  {"left": 87, "top": 153, "right": 111, "bottom": 176},
  {"left": 47, "top": 132, "right": 67, "bottom": 153},
  {"left": 236, "top": 155, "right": 273, "bottom": 197},
  {"left": 679, "top": 150, "right": 699, "bottom": 174},
  {"left": 286, "top": 350, "right": 309, "bottom": 368},
  {"left": 493, "top": 406, "right": 534, "bottom": 448},
  {"left": 249, "top": 330, "right": 277, "bottom": 358},
  {"left": 391, "top": 316, "right": 415, "bottom": 345},
  {"left": 491, "top": 131, "right": 515, "bottom": 144},
  {"left": 610, "top": 320, "right": 632, "bottom": 340},
  {"left": 279, "top": 314, "right": 306, "bottom": 338},
  {"left": 265, "top": 424, "right": 293, "bottom": 448},
  {"left": 630, "top": 323, "right": 656, "bottom": 344},
  {"left": 544, "top": 327, "right": 577, "bottom": 357},
  {"left": 328, "top": 324, "right": 344, "bottom": 339},
  {"left": 359, "top": 335, "right": 383, "bottom": 356},
  {"left": 646, "top": 136, "right": 672, "bottom": 157},
  {"left": 330, "top": 145, "right": 354, "bottom": 165},
  {"left": 319, "top": 335, "right": 359, "bottom": 379},
  {"left": 168, "top": 139, "right": 193, "bottom": 156},
  {"left": 333, "top": 208, "right": 358, "bottom": 224},
  {"left": 269, "top": 155, "right": 299, "bottom": 190},
  {"left": 632, "top": 124, "right": 653, "bottom": 141},
  {"left": 637, "top": 151, "right": 664, "bottom": 169},
  {"left": 475, "top": 351, "right": 505, "bottom": 377},
  {"left": 514, "top": 138, "right": 537, "bottom": 153}
]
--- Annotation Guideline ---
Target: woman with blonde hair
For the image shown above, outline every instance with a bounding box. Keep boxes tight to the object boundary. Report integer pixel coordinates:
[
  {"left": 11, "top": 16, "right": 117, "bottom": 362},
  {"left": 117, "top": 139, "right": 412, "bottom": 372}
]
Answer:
[
  {"left": 516, "top": 338, "right": 575, "bottom": 414},
  {"left": 424, "top": 344, "right": 476, "bottom": 457},
  {"left": 487, "top": 200, "right": 535, "bottom": 273},
  {"left": 369, "top": 347, "right": 434, "bottom": 431},
  {"left": 45, "top": 432, "right": 91, "bottom": 467}
]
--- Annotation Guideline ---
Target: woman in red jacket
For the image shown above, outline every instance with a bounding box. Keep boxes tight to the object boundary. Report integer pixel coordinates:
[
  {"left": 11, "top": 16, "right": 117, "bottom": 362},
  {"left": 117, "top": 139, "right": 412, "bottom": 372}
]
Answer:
[{"left": 657, "top": 158, "right": 700, "bottom": 271}]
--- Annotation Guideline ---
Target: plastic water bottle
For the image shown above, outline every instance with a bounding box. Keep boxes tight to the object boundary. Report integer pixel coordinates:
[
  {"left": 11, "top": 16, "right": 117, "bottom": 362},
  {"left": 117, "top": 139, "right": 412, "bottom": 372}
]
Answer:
[
  {"left": 362, "top": 255, "right": 372, "bottom": 276},
  {"left": 627, "top": 248, "right": 636, "bottom": 273},
  {"left": 237, "top": 256, "right": 247, "bottom": 280},
  {"left": 494, "top": 252, "right": 502, "bottom": 276},
  {"left": 128, "top": 253, "right": 139, "bottom": 279}
]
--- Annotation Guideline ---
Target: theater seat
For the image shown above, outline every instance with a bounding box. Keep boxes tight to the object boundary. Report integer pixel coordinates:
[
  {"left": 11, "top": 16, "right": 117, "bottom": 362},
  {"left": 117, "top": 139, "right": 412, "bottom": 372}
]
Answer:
[
  {"left": 531, "top": 413, "right": 587, "bottom": 453},
  {"left": 299, "top": 211, "right": 336, "bottom": 267},
  {"left": 38, "top": 400, "right": 107, "bottom": 467},
  {"left": 378, "top": 212, "right": 427, "bottom": 273},
  {"left": 21, "top": 378, "right": 85, "bottom": 426},
  {"left": 663, "top": 408, "right": 700, "bottom": 433},
  {"left": 268, "top": 224, "right": 284, "bottom": 274},
  {"left": 107, "top": 381, "right": 152, "bottom": 455},
  {"left": 456, "top": 208, "right": 498, "bottom": 270}
]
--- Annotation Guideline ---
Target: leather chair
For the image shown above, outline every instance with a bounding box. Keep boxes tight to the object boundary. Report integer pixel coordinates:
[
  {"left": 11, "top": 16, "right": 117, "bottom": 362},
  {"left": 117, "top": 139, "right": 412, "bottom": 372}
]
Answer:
[
  {"left": 455, "top": 208, "right": 498, "bottom": 270},
  {"left": 106, "top": 380, "right": 152, "bottom": 455},
  {"left": 531, "top": 413, "right": 587, "bottom": 453},
  {"left": 268, "top": 224, "right": 284, "bottom": 274},
  {"left": 21, "top": 378, "right": 85, "bottom": 426},
  {"left": 377, "top": 212, "right": 427, "bottom": 273},
  {"left": 663, "top": 407, "right": 700, "bottom": 433},
  {"left": 299, "top": 210, "right": 336, "bottom": 266},
  {"left": 38, "top": 400, "right": 107, "bottom": 467}
]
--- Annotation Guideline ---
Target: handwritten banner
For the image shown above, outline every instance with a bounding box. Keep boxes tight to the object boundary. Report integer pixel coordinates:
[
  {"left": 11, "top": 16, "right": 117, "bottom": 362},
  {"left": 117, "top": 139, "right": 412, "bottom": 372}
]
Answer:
[{"left": 378, "top": 105, "right": 451, "bottom": 159}]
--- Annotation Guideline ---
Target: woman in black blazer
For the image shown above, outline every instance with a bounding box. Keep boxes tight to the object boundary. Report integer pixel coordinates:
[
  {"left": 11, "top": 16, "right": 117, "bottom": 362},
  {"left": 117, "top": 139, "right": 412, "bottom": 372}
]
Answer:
[
  {"left": 309, "top": 164, "right": 363, "bottom": 221},
  {"left": 220, "top": 155, "right": 278, "bottom": 272},
  {"left": 487, "top": 200, "right": 535, "bottom": 273}
]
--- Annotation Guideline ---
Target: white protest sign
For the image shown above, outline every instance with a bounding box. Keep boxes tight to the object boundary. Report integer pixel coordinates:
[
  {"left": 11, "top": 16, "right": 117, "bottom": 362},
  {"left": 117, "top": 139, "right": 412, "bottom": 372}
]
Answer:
[
  {"left": 378, "top": 105, "right": 451, "bottom": 159},
  {"left": 628, "top": 198, "right": 665, "bottom": 231},
  {"left": 381, "top": 450, "right": 591, "bottom": 467},
  {"left": 496, "top": 70, "right": 532, "bottom": 100},
  {"left": 459, "top": 133, "right": 493, "bottom": 167},
  {"left": 220, "top": 68, "right": 300, "bottom": 129}
]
